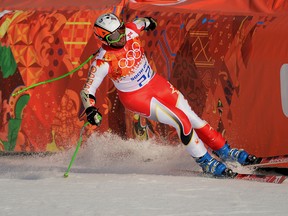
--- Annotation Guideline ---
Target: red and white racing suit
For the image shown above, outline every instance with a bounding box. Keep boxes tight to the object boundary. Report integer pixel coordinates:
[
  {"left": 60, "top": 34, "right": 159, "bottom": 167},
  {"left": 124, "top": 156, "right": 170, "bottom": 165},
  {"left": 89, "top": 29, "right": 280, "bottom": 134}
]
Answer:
[{"left": 81, "top": 19, "right": 226, "bottom": 158}]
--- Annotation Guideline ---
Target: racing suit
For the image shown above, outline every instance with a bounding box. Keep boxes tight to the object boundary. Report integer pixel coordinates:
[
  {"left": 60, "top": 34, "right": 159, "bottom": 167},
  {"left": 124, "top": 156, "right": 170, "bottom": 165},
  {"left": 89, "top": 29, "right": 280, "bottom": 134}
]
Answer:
[{"left": 80, "top": 18, "right": 226, "bottom": 158}]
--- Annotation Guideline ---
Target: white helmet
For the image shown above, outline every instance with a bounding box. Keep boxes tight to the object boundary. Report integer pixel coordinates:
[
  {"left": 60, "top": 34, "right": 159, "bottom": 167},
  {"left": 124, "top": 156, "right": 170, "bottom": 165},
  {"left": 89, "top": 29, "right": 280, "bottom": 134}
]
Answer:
[{"left": 94, "top": 13, "right": 121, "bottom": 39}]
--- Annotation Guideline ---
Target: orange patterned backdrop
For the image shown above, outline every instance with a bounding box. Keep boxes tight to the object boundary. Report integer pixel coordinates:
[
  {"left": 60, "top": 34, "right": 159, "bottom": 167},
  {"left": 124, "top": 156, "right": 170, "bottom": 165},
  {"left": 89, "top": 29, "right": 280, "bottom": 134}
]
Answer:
[{"left": 1, "top": 0, "right": 288, "bottom": 164}]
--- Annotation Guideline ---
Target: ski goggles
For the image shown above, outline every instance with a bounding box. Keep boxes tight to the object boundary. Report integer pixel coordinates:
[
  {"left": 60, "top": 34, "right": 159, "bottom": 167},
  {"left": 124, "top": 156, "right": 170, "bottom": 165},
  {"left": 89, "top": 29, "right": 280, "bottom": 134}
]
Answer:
[{"left": 105, "top": 22, "right": 126, "bottom": 44}]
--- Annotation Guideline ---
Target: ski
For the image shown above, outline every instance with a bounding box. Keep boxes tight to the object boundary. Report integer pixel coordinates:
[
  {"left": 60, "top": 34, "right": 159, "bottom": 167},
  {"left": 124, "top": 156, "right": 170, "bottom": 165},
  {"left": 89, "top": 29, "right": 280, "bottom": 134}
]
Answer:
[
  {"left": 233, "top": 173, "right": 286, "bottom": 184},
  {"left": 244, "top": 154, "right": 288, "bottom": 167},
  {"left": 178, "top": 170, "right": 286, "bottom": 184}
]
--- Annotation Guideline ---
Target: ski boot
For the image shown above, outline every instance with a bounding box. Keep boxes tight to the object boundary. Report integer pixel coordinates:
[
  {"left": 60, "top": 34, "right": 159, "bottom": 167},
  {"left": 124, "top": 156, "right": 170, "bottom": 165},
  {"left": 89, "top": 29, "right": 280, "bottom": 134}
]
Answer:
[
  {"left": 214, "top": 143, "right": 257, "bottom": 165},
  {"left": 196, "top": 152, "right": 233, "bottom": 177}
]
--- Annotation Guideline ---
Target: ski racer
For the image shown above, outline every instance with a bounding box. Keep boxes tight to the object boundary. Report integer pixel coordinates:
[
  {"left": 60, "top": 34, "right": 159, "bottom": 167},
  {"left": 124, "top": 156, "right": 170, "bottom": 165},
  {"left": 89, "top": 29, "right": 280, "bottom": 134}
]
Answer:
[{"left": 80, "top": 13, "right": 257, "bottom": 177}]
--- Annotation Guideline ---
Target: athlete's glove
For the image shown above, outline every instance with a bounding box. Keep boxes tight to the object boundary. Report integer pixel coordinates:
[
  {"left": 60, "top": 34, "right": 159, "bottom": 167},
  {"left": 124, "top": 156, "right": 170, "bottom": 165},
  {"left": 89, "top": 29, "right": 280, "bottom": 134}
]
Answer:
[
  {"left": 85, "top": 106, "right": 102, "bottom": 126},
  {"left": 144, "top": 17, "right": 157, "bottom": 31}
]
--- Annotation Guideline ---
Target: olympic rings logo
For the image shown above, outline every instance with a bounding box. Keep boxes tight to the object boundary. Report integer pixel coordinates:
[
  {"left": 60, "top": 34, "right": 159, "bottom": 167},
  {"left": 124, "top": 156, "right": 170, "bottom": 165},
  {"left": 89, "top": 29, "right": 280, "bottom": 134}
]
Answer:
[{"left": 118, "top": 42, "right": 142, "bottom": 68}]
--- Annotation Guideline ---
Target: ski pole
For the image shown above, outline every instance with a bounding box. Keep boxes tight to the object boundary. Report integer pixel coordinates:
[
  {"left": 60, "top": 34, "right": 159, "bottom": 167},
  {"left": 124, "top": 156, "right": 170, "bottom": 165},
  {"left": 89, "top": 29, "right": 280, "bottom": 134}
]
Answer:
[
  {"left": 12, "top": 54, "right": 95, "bottom": 97},
  {"left": 64, "top": 121, "right": 90, "bottom": 178}
]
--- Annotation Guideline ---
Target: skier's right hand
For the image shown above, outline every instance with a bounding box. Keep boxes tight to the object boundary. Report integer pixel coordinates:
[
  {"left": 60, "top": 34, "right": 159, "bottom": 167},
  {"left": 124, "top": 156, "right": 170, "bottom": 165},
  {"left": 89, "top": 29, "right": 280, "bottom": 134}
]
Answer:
[{"left": 85, "top": 106, "right": 102, "bottom": 126}]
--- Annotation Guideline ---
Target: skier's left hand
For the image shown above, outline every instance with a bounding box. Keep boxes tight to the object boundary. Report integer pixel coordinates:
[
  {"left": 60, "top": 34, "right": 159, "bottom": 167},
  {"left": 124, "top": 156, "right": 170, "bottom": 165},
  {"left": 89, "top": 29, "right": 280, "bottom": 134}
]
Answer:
[{"left": 144, "top": 17, "right": 157, "bottom": 31}]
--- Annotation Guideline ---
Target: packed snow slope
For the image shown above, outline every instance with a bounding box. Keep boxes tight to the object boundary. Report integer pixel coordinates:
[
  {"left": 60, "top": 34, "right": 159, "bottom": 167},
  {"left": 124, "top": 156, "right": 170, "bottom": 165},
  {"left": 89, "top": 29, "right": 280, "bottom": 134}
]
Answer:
[{"left": 0, "top": 133, "right": 288, "bottom": 216}]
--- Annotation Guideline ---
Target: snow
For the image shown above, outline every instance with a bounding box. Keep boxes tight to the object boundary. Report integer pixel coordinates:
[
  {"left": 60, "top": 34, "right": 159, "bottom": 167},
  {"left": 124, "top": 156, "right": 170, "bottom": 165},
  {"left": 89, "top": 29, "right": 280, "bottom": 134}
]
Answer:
[{"left": 0, "top": 132, "right": 288, "bottom": 216}]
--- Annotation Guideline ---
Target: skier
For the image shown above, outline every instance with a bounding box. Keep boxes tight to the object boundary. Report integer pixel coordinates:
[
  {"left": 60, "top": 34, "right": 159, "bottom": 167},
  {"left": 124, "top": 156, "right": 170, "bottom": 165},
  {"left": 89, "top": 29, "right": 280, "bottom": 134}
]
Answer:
[{"left": 80, "top": 13, "right": 257, "bottom": 177}]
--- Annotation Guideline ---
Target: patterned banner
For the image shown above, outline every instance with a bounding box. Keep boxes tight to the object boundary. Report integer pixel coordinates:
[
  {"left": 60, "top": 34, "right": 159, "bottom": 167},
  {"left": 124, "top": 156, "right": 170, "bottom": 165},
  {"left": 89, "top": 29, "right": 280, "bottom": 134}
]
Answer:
[{"left": 1, "top": 0, "right": 288, "bottom": 159}]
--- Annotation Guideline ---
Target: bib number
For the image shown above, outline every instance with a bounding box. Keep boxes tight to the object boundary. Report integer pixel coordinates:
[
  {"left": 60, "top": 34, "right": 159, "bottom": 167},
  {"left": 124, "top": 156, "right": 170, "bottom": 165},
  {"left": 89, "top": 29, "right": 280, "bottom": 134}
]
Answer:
[{"left": 137, "top": 65, "right": 152, "bottom": 87}]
